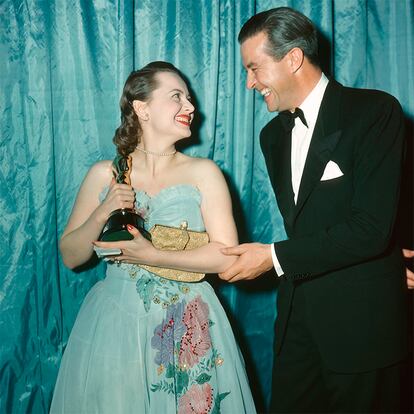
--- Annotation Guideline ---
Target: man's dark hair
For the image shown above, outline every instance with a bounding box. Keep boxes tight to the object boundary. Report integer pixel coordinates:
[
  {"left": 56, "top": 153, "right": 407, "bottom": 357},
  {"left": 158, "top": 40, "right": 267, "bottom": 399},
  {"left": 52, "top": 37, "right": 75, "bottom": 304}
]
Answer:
[{"left": 238, "top": 7, "right": 319, "bottom": 66}]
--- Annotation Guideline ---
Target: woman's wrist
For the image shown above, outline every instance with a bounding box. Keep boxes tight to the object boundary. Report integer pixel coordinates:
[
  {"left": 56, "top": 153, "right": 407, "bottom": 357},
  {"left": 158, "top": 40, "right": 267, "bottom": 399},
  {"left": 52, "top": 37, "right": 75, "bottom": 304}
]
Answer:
[
  {"left": 142, "top": 244, "right": 158, "bottom": 265},
  {"left": 91, "top": 205, "right": 110, "bottom": 227}
]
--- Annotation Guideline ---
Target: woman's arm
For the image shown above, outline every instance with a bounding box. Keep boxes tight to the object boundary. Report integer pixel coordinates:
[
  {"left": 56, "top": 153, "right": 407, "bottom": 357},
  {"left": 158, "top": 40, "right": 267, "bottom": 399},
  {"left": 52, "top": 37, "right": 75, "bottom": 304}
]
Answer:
[
  {"left": 60, "top": 161, "right": 135, "bottom": 269},
  {"left": 94, "top": 159, "right": 238, "bottom": 274}
]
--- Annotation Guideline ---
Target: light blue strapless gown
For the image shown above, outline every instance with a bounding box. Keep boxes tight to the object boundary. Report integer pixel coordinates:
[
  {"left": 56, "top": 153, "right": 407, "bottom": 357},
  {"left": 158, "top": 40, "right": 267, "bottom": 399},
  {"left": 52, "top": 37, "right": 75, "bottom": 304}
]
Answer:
[{"left": 50, "top": 185, "right": 256, "bottom": 414}]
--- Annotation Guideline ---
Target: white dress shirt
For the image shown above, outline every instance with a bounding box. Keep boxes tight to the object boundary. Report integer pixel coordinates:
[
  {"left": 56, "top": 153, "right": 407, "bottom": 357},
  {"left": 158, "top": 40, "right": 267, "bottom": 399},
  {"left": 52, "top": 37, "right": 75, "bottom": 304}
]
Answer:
[{"left": 271, "top": 73, "right": 329, "bottom": 276}]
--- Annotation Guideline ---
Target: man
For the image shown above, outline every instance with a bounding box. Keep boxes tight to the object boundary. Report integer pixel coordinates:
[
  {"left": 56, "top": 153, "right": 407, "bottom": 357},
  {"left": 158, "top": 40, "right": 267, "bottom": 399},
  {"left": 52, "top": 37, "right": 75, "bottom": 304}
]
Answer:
[{"left": 220, "top": 7, "right": 409, "bottom": 413}]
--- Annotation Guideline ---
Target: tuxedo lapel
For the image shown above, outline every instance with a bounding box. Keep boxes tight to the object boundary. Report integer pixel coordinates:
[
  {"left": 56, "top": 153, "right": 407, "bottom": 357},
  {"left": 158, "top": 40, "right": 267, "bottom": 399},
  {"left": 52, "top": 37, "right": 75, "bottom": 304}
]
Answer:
[
  {"left": 266, "top": 121, "right": 296, "bottom": 226},
  {"left": 294, "top": 81, "right": 343, "bottom": 217}
]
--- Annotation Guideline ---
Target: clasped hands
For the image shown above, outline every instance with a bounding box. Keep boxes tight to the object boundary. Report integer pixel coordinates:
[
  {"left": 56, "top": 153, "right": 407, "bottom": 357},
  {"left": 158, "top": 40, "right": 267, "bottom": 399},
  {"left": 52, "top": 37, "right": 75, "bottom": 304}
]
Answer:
[
  {"left": 219, "top": 246, "right": 414, "bottom": 287},
  {"left": 218, "top": 242, "right": 274, "bottom": 282}
]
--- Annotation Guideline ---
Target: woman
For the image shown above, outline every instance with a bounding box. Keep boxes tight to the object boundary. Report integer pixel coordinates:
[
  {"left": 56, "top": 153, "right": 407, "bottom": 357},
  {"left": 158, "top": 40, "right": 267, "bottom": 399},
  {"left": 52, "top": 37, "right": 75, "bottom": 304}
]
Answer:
[{"left": 50, "top": 61, "right": 256, "bottom": 414}]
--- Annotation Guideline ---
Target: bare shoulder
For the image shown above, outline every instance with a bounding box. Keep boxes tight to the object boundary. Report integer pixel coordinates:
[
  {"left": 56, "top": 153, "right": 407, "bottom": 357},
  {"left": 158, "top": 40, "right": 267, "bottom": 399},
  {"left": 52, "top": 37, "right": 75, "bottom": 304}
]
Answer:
[
  {"left": 80, "top": 160, "right": 114, "bottom": 193},
  {"left": 89, "top": 160, "right": 113, "bottom": 176},
  {"left": 86, "top": 160, "right": 113, "bottom": 182},
  {"left": 179, "top": 156, "right": 227, "bottom": 192},
  {"left": 180, "top": 155, "right": 223, "bottom": 179}
]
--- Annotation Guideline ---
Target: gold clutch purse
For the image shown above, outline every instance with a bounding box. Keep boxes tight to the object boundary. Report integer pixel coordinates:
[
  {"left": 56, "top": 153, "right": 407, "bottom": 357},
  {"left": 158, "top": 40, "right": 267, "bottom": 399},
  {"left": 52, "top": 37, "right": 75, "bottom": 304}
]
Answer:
[{"left": 139, "top": 221, "right": 209, "bottom": 282}]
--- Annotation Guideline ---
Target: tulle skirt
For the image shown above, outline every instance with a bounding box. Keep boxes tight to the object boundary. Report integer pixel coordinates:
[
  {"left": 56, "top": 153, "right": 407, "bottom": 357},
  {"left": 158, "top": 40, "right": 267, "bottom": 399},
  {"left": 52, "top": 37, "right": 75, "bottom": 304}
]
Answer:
[{"left": 50, "top": 268, "right": 256, "bottom": 413}]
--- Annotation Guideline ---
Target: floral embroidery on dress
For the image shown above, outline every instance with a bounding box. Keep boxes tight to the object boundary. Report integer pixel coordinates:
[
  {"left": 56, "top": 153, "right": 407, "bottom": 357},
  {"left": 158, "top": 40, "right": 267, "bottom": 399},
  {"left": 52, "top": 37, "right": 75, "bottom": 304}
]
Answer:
[
  {"left": 150, "top": 295, "right": 230, "bottom": 413},
  {"left": 179, "top": 296, "right": 211, "bottom": 369},
  {"left": 152, "top": 301, "right": 187, "bottom": 368},
  {"left": 178, "top": 383, "right": 213, "bottom": 414},
  {"left": 133, "top": 268, "right": 191, "bottom": 312}
]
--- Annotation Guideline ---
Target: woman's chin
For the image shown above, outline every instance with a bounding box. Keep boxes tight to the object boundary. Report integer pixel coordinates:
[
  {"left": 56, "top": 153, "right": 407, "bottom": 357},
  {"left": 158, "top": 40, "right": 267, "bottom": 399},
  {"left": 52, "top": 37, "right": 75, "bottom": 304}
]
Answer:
[{"left": 178, "top": 130, "right": 192, "bottom": 139}]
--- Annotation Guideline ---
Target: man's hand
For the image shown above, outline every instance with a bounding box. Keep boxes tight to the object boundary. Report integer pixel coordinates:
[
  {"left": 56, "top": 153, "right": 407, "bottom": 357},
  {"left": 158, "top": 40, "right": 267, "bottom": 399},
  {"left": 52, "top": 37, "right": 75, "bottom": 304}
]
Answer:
[
  {"left": 218, "top": 243, "right": 273, "bottom": 282},
  {"left": 402, "top": 249, "right": 414, "bottom": 289}
]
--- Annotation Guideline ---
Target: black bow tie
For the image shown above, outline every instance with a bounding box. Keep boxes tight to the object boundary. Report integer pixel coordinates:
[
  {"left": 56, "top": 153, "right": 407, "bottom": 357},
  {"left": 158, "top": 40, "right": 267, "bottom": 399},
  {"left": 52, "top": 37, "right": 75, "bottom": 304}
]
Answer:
[{"left": 279, "top": 108, "right": 308, "bottom": 132}]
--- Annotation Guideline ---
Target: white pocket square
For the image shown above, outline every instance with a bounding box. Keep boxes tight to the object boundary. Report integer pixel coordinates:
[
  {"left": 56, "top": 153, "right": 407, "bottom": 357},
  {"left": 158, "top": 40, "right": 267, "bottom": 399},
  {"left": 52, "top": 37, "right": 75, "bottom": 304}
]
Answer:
[{"left": 320, "top": 161, "right": 344, "bottom": 181}]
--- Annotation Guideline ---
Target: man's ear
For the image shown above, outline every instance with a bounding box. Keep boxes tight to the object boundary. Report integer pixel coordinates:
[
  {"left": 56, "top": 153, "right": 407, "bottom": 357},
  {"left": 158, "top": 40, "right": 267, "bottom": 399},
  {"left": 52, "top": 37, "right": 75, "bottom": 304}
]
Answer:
[
  {"left": 132, "top": 100, "right": 149, "bottom": 121},
  {"left": 288, "top": 47, "right": 304, "bottom": 73}
]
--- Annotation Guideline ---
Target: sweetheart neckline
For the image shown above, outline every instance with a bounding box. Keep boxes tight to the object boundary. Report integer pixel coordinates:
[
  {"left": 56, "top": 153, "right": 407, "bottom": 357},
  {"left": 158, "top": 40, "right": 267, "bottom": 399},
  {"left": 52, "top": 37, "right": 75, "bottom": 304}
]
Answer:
[{"left": 134, "top": 183, "right": 200, "bottom": 199}]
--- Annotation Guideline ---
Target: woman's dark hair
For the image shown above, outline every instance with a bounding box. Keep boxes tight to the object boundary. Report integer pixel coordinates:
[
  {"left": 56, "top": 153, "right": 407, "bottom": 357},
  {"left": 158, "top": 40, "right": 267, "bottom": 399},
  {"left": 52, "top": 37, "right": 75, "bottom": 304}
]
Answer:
[
  {"left": 113, "top": 61, "right": 184, "bottom": 157},
  {"left": 238, "top": 7, "right": 319, "bottom": 66}
]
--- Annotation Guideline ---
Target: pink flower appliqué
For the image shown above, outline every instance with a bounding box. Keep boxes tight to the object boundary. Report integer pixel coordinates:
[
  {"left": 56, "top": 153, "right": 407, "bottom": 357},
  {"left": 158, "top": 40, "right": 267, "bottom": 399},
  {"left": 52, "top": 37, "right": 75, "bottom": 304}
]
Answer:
[
  {"left": 178, "top": 383, "right": 213, "bottom": 414},
  {"left": 179, "top": 295, "right": 211, "bottom": 369}
]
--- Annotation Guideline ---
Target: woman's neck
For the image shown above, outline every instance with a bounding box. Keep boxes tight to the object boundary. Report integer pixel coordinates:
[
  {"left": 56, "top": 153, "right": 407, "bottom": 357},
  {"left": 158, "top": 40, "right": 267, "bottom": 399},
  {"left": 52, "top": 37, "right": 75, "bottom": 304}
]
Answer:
[{"left": 130, "top": 147, "right": 179, "bottom": 180}]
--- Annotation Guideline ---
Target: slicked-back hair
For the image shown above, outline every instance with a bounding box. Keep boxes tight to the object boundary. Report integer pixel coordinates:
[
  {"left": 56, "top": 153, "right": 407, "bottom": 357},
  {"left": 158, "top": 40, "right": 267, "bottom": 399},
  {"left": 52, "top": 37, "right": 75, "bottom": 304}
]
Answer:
[{"left": 238, "top": 7, "right": 320, "bottom": 66}]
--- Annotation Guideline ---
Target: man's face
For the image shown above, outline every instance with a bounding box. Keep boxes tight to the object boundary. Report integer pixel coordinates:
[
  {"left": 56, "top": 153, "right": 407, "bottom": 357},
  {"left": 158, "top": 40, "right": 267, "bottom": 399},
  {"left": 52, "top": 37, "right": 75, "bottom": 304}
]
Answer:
[{"left": 240, "top": 31, "right": 294, "bottom": 112}]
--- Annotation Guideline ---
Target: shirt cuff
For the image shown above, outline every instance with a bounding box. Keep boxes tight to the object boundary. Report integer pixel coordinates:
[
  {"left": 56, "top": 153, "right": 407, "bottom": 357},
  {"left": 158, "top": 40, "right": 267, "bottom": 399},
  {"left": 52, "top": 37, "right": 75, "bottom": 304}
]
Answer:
[{"left": 271, "top": 243, "right": 284, "bottom": 277}]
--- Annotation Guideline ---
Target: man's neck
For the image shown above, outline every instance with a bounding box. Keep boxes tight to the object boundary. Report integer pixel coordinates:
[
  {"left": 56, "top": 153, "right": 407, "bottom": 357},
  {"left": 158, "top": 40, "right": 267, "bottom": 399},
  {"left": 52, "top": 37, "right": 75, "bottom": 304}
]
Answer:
[{"left": 292, "top": 65, "right": 323, "bottom": 109}]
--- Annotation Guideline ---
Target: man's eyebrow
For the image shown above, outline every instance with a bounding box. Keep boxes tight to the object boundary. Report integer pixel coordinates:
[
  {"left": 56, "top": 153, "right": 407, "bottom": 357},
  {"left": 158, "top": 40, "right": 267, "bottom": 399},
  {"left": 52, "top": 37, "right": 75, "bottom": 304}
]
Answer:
[{"left": 246, "top": 62, "right": 257, "bottom": 69}]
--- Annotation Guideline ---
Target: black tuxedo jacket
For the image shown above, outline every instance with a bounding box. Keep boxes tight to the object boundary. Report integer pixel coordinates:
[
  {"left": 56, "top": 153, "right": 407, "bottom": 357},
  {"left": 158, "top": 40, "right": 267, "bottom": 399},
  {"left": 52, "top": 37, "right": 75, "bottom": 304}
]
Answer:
[{"left": 260, "top": 79, "right": 409, "bottom": 373}]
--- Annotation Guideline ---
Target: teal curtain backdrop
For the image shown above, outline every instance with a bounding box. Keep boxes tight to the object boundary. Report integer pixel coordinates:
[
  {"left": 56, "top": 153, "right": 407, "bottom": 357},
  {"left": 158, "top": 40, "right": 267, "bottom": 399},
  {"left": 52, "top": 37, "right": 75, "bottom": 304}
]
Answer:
[{"left": 1, "top": 0, "right": 413, "bottom": 412}]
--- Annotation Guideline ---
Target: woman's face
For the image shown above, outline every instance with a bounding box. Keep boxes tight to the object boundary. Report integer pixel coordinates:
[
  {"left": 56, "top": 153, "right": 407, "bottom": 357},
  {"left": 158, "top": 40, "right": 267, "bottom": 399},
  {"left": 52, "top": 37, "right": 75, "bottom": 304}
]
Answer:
[{"left": 144, "top": 72, "right": 195, "bottom": 140}]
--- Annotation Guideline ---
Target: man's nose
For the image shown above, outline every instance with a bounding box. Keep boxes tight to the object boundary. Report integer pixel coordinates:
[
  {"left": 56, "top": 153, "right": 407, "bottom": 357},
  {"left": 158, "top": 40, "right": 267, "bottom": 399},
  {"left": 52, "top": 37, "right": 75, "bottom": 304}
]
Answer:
[{"left": 246, "top": 73, "right": 256, "bottom": 89}]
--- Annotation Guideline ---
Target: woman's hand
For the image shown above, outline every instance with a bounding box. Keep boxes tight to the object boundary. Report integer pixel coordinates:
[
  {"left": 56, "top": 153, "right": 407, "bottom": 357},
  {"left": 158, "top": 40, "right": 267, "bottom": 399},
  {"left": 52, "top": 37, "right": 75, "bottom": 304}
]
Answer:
[
  {"left": 93, "top": 224, "right": 157, "bottom": 265},
  {"left": 95, "top": 179, "right": 136, "bottom": 223}
]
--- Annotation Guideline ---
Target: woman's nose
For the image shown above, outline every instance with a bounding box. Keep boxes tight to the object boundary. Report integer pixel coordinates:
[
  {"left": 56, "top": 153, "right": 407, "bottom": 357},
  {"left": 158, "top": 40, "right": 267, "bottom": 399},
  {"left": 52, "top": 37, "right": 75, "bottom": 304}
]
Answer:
[{"left": 184, "top": 100, "right": 195, "bottom": 113}]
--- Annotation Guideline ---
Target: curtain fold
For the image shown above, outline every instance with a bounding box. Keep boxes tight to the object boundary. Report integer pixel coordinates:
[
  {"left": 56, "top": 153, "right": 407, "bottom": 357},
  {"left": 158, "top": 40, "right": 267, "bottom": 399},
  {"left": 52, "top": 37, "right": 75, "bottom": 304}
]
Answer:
[{"left": 1, "top": 1, "right": 412, "bottom": 412}]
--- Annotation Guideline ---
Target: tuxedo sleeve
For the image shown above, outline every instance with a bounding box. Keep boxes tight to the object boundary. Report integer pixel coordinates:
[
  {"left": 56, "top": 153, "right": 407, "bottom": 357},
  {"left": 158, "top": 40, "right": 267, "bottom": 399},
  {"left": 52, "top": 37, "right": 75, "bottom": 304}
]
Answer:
[{"left": 274, "top": 95, "right": 405, "bottom": 279}]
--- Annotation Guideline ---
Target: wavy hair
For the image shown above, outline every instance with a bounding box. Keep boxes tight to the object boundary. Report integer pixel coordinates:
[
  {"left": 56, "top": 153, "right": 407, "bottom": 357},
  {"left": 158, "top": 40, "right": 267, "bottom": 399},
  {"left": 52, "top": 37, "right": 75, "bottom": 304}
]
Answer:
[{"left": 113, "top": 61, "right": 184, "bottom": 157}]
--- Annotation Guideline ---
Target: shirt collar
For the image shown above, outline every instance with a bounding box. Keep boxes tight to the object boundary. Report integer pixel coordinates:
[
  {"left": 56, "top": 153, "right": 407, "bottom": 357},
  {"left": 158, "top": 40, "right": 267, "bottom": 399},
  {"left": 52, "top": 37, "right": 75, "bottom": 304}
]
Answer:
[{"left": 299, "top": 73, "right": 329, "bottom": 127}]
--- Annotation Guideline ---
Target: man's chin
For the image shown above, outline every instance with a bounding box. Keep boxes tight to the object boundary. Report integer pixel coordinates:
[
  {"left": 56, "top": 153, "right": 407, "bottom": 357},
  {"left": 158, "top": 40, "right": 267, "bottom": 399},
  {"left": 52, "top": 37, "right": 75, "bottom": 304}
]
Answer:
[
  {"left": 264, "top": 97, "right": 279, "bottom": 112},
  {"left": 266, "top": 103, "right": 278, "bottom": 112}
]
